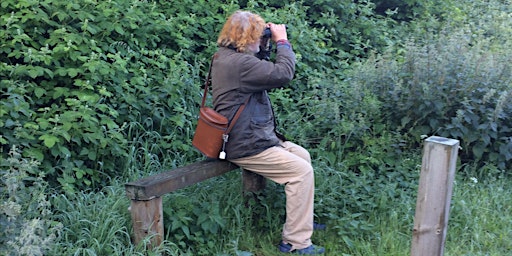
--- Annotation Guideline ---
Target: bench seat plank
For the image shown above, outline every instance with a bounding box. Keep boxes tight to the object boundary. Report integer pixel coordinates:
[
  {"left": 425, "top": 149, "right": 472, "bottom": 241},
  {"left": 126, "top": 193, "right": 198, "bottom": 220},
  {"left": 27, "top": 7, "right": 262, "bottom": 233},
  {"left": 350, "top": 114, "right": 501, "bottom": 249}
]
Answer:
[{"left": 125, "top": 160, "right": 239, "bottom": 200}]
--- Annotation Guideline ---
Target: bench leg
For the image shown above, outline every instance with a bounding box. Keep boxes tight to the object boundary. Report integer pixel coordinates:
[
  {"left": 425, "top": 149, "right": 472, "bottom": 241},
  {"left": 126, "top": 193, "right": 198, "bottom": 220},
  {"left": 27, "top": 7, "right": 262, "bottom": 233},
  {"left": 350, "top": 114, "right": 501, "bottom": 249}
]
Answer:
[
  {"left": 130, "top": 197, "right": 164, "bottom": 248},
  {"left": 242, "top": 169, "right": 266, "bottom": 193}
]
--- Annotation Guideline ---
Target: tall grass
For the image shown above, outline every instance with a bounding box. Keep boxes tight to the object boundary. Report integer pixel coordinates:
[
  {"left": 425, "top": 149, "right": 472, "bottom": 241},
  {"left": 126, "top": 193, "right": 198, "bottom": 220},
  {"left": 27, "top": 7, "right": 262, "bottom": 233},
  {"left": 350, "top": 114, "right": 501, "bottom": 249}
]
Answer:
[
  {"left": 2, "top": 143, "right": 511, "bottom": 255},
  {"left": 445, "top": 166, "right": 512, "bottom": 255},
  {"left": 46, "top": 183, "right": 184, "bottom": 255},
  {"left": 271, "top": 160, "right": 510, "bottom": 256}
]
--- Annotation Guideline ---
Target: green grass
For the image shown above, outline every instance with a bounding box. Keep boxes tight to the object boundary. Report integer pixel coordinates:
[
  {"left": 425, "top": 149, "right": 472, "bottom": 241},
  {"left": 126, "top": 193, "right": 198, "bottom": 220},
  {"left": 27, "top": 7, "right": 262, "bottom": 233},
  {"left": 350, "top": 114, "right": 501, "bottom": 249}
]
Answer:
[
  {"left": 445, "top": 174, "right": 512, "bottom": 256},
  {"left": 3, "top": 136, "right": 510, "bottom": 256},
  {"left": 17, "top": 161, "right": 504, "bottom": 256},
  {"left": 3, "top": 145, "right": 511, "bottom": 255}
]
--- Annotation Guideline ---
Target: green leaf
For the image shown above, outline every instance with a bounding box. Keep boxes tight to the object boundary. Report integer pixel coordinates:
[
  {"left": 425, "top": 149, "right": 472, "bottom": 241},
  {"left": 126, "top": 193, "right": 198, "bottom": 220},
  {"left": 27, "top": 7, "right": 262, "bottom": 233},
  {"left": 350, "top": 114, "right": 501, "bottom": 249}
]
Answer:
[
  {"left": 24, "top": 148, "right": 45, "bottom": 161},
  {"left": 65, "top": 175, "right": 76, "bottom": 184},
  {"left": 114, "top": 25, "right": 125, "bottom": 35},
  {"left": 53, "top": 87, "right": 70, "bottom": 98},
  {"left": 59, "top": 145, "right": 71, "bottom": 157},
  {"left": 181, "top": 225, "right": 190, "bottom": 238},
  {"left": 34, "top": 87, "right": 46, "bottom": 98},
  {"left": 76, "top": 169, "right": 84, "bottom": 179},
  {"left": 472, "top": 142, "right": 485, "bottom": 159},
  {"left": 0, "top": 136, "right": 7, "bottom": 145},
  {"left": 87, "top": 150, "right": 97, "bottom": 160},
  {"left": 36, "top": 118, "right": 50, "bottom": 129},
  {"left": 39, "top": 134, "right": 59, "bottom": 148},
  {"left": 27, "top": 66, "right": 44, "bottom": 78},
  {"left": 68, "top": 68, "right": 79, "bottom": 77}
]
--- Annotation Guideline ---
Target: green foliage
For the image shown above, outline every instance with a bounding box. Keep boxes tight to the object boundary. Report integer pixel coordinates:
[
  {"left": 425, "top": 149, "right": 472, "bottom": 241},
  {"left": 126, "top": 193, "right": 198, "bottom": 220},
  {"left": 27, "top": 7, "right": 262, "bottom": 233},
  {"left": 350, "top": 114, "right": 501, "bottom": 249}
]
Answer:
[
  {"left": 445, "top": 166, "right": 512, "bottom": 255},
  {"left": 46, "top": 180, "right": 183, "bottom": 255},
  {"left": 347, "top": 24, "right": 512, "bottom": 169},
  {"left": 5, "top": 144, "right": 511, "bottom": 255},
  {"left": 164, "top": 191, "right": 228, "bottom": 253},
  {"left": 49, "top": 187, "right": 132, "bottom": 255},
  {"left": 0, "top": 0, "right": 415, "bottom": 191},
  {"left": 372, "top": 0, "right": 442, "bottom": 21},
  {"left": 313, "top": 163, "right": 512, "bottom": 255},
  {"left": 0, "top": 0, "right": 208, "bottom": 191},
  {"left": 299, "top": 0, "right": 400, "bottom": 61},
  {"left": 161, "top": 172, "right": 286, "bottom": 255},
  {"left": 2, "top": 0, "right": 512, "bottom": 255},
  {"left": 0, "top": 146, "right": 63, "bottom": 256},
  {"left": 311, "top": 138, "right": 421, "bottom": 246}
]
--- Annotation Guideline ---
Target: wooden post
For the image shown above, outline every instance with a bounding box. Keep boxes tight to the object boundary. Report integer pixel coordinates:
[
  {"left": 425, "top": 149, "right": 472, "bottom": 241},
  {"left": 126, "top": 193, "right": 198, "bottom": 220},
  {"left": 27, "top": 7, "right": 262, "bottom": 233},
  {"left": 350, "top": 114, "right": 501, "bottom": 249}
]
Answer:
[
  {"left": 130, "top": 197, "right": 164, "bottom": 247},
  {"left": 242, "top": 169, "right": 266, "bottom": 193},
  {"left": 411, "top": 136, "right": 459, "bottom": 256}
]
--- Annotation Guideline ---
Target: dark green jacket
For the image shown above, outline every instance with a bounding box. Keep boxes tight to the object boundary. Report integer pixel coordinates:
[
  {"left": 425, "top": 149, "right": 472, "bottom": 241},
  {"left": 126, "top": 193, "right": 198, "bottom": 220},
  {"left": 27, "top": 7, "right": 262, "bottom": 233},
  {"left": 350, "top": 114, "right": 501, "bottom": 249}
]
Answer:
[{"left": 211, "top": 45, "right": 296, "bottom": 159}]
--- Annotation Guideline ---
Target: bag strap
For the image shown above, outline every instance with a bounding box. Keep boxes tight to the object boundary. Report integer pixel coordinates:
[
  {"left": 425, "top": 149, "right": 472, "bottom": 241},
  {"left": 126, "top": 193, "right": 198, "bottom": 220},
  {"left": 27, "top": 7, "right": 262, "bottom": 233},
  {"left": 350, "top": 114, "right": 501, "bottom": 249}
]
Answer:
[
  {"left": 200, "top": 55, "right": 215, "bottom": 108},
  {"left": 225, "top": 96, "right": 249, "bottom": 135}
]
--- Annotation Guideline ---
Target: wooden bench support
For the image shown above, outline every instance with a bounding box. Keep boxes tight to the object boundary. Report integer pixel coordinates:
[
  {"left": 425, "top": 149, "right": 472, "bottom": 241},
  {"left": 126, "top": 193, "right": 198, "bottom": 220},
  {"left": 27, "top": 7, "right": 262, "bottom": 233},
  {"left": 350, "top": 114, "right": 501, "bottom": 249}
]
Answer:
[
  {"left": 129, "top": 197, "right": 164, "bottom": 247},
  {"left": 125, "top": 159, "right": 265, "bottom": 247},
  {"left": 242, "top": 168, "right": 266, "bottom": 193}
]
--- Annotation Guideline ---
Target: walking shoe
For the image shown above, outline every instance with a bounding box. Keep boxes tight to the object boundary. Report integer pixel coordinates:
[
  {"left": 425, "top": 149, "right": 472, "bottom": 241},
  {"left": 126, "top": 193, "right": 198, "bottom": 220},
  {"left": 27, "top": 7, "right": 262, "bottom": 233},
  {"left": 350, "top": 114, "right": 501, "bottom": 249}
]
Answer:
[
  {"left": 313, "top": 222, "right": 326, "bottom": 231},
  {"left": 279, "top": 241, "right": 325, "bottom": 254}
]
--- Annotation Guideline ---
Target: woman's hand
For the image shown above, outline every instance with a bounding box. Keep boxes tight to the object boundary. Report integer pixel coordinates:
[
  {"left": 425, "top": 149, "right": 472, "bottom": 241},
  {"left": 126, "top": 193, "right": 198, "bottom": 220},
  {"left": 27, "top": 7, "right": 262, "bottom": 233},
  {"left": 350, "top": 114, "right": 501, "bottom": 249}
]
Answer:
[{"left": 268, "top": 23, "right": 288, "bottom": 42}]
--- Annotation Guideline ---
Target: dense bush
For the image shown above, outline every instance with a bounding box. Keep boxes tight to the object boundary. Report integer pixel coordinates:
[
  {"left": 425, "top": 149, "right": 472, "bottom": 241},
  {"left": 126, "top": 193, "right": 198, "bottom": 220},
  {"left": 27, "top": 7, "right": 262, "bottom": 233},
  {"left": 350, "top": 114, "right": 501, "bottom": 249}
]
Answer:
[
  {"left": 277, "top": 0, "right": 512, "bottom": 171},
  {"left": 0, "top": 0, "right": 216, "bottom": 191},
  {"left": 1, "top": 0, "right": 510, "bottom": 191},
  {"left": 1, "top": 0, "right": 401, "bottom": 191},
  {"left": 346, "top": 26, "right": 512, "bottom": 169}
]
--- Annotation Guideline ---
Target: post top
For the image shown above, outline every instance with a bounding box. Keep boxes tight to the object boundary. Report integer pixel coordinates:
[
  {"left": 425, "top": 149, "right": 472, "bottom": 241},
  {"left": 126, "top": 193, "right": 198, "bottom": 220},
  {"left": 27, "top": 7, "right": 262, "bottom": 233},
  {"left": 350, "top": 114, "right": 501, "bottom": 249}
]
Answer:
[{"left": 425, "top": 136, "right": 459, "bottom": 146}]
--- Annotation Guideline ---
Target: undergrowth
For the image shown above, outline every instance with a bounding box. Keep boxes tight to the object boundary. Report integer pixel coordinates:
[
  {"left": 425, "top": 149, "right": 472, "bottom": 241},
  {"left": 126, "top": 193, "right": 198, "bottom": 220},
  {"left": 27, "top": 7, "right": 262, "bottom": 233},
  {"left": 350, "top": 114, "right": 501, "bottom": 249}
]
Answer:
[
  {"left": 0, "top": 146, "right": 62, "bottom": 256},
  {"left": 1, "top": 142, "right": 510, "bottom": 255}
]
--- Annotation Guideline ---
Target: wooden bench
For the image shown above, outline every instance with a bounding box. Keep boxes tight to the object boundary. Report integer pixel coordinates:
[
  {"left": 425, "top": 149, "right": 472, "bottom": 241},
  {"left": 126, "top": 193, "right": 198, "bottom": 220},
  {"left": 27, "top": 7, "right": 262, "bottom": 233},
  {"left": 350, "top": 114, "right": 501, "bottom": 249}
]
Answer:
[{"left": 125, "top": 159, "right": 266, "bottom": 247}]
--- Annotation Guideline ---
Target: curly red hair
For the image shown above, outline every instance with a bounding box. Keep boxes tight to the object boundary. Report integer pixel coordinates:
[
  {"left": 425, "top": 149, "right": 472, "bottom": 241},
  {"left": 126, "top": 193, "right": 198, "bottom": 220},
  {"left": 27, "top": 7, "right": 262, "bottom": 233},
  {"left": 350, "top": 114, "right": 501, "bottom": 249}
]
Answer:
[{"left": 217, "top": 10, "right": 266, "bottom": 53}]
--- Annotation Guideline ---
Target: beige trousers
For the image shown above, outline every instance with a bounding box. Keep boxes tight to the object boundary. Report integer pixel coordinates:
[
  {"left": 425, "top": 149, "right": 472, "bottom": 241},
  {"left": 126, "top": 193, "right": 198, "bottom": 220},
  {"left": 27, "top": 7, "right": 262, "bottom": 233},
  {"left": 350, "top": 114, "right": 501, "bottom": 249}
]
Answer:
[{"left": 230, "top": 141, "right": 315, "bottom": 250}]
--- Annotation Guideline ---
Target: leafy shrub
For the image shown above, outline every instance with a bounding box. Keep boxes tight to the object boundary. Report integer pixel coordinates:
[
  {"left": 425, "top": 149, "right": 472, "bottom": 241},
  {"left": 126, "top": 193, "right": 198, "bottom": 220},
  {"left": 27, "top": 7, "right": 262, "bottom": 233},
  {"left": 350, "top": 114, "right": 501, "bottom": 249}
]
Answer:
[
  {"left": 164, "top": 191, "right": 228, "bottom": 253},
  {"left": 373, "top": 0, "right": 456, "bottom": 22},
  {"left": 1, "top": 0, "right": 402, "bottom": 191},
  {"left": 314, "top": 149, "right": 421, "bottom": 247},
  {"left": 0, "top": 0, "right": 208, "bottom": 191},
  {"left": 3, "top": 0, "right": 508, "bottom": 189},
  {"left": 347, "top": 25, "right": 511, "bottom": 169},
  {"left": 291, "top": 0, "right": 400, "bottom": 61}
]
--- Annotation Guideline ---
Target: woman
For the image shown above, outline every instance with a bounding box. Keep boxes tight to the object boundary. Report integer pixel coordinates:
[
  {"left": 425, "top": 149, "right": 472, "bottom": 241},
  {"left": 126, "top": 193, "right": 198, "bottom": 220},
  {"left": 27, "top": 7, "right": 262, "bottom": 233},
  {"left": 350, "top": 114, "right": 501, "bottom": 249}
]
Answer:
[{"left": 211, "top": 10, "right": 325, "bottom": 254}]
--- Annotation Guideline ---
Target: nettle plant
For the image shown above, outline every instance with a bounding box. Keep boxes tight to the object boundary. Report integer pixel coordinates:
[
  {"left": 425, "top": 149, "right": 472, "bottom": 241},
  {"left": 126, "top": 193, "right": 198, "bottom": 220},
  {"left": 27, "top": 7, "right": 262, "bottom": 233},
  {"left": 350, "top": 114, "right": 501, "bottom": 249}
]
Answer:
[
  {"left": 349, "top": 27, "right": 512, "bottom": 170},
  {"left": 0, "top": 146, "right": 63, "bottom": 255}
]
